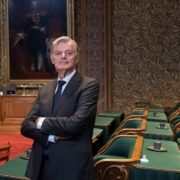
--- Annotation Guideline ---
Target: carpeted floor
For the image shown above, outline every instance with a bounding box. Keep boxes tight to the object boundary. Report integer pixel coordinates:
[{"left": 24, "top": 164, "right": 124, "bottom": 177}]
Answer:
[{"left": 0, "top": 133, "right": 33, "bottom": 165}]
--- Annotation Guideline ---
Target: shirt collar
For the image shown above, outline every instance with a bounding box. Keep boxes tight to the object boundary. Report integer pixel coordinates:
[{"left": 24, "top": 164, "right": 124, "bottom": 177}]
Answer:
[{"left": 57, "top": 69, "right": 76, "bottom": 84}]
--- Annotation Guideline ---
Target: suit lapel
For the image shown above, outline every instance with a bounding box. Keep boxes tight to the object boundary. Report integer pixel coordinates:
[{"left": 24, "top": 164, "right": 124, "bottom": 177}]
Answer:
[{"left": 52, "top": 72, "right": 82, "bottom": 115}]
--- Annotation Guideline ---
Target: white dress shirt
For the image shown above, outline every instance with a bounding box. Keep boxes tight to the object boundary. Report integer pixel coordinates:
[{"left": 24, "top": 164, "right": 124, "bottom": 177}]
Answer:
[{"left": 37, "top": 70, "right": 76, "bottom": 143}]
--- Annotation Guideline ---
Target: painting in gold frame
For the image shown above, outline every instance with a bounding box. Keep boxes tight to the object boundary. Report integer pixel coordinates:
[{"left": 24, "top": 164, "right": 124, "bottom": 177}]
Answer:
[{"left": 0, "top": 0, "right": 74, "bottom": 86}]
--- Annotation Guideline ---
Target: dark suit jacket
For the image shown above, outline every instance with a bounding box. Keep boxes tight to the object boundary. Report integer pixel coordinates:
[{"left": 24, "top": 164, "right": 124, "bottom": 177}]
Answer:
[{"left": 21, "top": 72, "right": 99, "bottom": 180}]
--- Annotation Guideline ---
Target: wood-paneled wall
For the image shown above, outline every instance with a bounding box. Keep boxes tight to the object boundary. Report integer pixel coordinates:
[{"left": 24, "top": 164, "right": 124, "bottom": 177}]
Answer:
[
  {"left": 0, "top": 0, "right": 179, "bottom": 114},
  {"left": 74, "top": 0, "right": 180, "bottom": 114},
  {"left": 111, "top": 0, "right": 180, "bottom": 113}
]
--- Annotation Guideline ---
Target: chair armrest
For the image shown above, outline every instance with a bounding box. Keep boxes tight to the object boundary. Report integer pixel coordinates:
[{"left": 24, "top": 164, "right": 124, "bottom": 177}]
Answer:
[{"left": 95, "top": 160, "right": 130, "bottom": 180}]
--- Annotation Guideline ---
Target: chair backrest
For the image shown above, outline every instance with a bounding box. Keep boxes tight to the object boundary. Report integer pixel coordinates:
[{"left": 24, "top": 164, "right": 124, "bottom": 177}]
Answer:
[
  {"left": 126, "top": 109, "right": 149, "bottom": 119},
  {"left": 174, "top": 128, "right": 180, "bottom": 139},
  {"left": 103, "top": 136, "right": 136, "bottom": 158},
  {"left": 0, "top": 142, "right": 11, "bottom": 162},
  {"left": 95, "top": 135, "right": 143, "bottom": 162},
  {"left": 170, "top": 115, "right": 180, "bottom": 128},
  {"left": 173, "top": 121, "right": 180, "bottom": 134},
  {"left": 123, "top": 120, "right": 142, "bottom": 128},
  {"left": 167, "top": 102, "right": 180, "bottom": 117},
  {"left": 110, "top": 118, "right": 147, "bottom": 138},
  {"left": 169, "top": 108, "right": 180, "bottom": 122}
]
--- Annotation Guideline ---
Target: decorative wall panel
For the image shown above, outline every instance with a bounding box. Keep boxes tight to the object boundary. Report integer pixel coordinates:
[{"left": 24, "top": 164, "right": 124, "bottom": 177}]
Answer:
[
  {"left": 85, "top": 0, "right": 107, "bottom": 110},
  {"left": 111, "top": 0, "right": 180, "bottom": 114},
  {"left": 75, "top": 0, "right": 108, "bottom": 111}
]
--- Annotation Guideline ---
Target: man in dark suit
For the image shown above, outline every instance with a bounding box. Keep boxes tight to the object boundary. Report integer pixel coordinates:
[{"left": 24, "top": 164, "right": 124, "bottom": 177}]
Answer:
[{"left": 21, "top": 36, "right": 99, "bottom": 180}]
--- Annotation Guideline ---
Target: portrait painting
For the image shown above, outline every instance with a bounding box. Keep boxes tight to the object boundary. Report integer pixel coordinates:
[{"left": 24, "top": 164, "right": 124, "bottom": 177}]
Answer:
[{"left": 7, "top": 0, "right": 74, "bottom": 82}]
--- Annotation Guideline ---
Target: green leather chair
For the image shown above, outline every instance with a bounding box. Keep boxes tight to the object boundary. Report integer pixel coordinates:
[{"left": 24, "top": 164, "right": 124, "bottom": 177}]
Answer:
[
  {"left": 126, "top": 109, "right": 148, "bottom": 121},
  {"left": 110, "top": 118, "right": 147, "bottom": 139},
  {"left": 166, "top": 102, "right": 180, "bottom": 117},
  {"left": 169, "top": 115, "right": 180, "bottom": 129},
  {"left": 94, "top": 135, "right": 143, "bottom": 180}
]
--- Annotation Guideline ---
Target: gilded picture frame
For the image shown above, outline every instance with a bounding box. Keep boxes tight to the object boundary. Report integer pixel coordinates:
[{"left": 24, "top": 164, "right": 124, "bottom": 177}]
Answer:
[{"left": 0, "top": 0, "right": 74, "bottom": 86}]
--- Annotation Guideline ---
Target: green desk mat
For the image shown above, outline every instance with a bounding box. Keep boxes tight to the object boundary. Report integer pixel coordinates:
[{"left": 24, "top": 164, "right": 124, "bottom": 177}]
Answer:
[
  {"left": 131, "top": 110, "right": 145, "bottom": 115},
  {"left": 97, "top": 111, "right": 124, "bottom": 127},
  {"left": 143, "top": 121, "right": 174, "bottom": 141},
  {"left": 131, "top": 139, "right": 180, "bottom": 180},
  {"left": 0, "top": 157, "right": 28, "bottom": 180},
  {"left": 147, "top": 111, "right": 168, "bottom": 122}
]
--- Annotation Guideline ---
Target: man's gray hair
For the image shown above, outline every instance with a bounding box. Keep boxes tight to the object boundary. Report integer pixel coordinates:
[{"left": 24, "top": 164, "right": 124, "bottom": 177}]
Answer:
[{"left": 50, "top": 36, "right": 80, "bottom": 55}]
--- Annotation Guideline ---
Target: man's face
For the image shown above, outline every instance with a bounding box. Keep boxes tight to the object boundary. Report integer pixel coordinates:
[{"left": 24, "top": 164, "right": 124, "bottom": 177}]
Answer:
[{"left": 50, "top": 41, "right": 79, "bottom": 74}]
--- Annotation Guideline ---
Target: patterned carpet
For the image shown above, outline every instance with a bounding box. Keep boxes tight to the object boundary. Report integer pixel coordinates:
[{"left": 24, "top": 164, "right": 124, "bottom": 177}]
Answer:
[{"left": 0, "top": 133, "right": 33, "bottom": 165}]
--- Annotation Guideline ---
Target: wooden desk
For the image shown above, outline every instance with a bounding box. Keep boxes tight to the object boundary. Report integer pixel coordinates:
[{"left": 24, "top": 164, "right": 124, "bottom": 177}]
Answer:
[
  {"left": 143, "top": 121, "right": 174, "bottom": 141},
  {"left": 131, "top": 139, "right": 180, "bottom": 180},
  {"left": 94, "top": 116, "right": 115, "bottom": 143},
  {"left": 92, "top": 128, "right": 104, "bottom": 155},
  {"left": 0, "top": 157, "right": 28, "bottom": 180},
  {"left": 0, "top": 95, "right": 36, "bottom": 133},
  {"left": 97, "top": 111, "right": 124, "bottom": 128},
  {"left": 147, "top": 111, "right": 168, "bottom": 122},
  {"left": 92, "top": 128, "right": 103, "bottom": 144}
]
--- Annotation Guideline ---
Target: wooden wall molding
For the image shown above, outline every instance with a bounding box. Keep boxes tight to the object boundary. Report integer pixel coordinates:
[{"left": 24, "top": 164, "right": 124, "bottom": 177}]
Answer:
[
  {"left": 0, "top": 0, "right": 8, "bottom": 83},
  {"left": 75, "top": 0, "right": 110, "bottom": 111}
]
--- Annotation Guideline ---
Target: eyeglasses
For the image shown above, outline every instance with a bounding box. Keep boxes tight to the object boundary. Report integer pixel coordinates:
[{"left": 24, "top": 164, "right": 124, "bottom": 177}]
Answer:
[{"left": 54, "top": 50, "right": 76, "bottom": 57}]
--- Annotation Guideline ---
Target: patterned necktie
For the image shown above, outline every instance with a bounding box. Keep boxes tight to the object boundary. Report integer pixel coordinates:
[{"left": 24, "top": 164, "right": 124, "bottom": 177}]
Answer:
[{"left": 53, "top": 80, "right": 66, "bottom": 109}]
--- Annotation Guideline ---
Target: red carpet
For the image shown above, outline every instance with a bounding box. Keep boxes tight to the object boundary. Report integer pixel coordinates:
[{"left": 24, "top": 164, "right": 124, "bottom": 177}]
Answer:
[{"left": 0, "top": 133, "right": 33, "bottom": 165}]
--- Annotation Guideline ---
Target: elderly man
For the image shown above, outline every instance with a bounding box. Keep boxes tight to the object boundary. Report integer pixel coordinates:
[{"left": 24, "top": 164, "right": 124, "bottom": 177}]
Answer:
[{"left": 21, "top": 36, "right": 99, "bottom": 180}]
